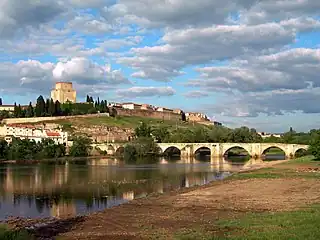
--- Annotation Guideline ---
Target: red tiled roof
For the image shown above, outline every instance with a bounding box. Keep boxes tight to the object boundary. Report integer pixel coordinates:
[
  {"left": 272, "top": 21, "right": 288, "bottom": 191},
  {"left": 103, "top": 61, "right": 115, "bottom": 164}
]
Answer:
[
  {"left": 46, "top": 131, "right": 61, "bottom": 137},
  {"left": 7, "top": 124, "right": 36, "bottom": 129}
]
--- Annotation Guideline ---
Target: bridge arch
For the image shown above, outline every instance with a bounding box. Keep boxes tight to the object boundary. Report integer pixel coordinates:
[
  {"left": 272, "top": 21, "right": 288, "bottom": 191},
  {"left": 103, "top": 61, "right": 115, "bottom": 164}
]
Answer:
[
  {"left": 261, "top": 145, "right": 286, "bottom": 156},
  {"left": 223, "top": 145, "right": 251, "bottom": 157},
  {"left": 294, "top": 146, "right": 309, "bottom": 157},
  {"left": 163, "top": 146, "right": 181, "bottom": 157},
  {"left": 194, "top": 146, "right": 211, "bottom": 156},
  {"left": 115, "top": 146, "right": 125, "bottom": 156}
]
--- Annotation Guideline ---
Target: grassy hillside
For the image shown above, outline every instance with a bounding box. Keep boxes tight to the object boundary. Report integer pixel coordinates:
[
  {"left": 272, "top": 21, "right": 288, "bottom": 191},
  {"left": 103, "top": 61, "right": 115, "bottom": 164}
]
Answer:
[{"left": 45, "top": 115, "right": 200, "bottom": 129}]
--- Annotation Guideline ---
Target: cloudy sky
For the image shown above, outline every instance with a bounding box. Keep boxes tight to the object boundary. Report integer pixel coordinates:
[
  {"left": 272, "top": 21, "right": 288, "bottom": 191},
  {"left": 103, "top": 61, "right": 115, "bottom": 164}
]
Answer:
[{"left": 1, "top": 0, "right": 320, "bottom": 133}]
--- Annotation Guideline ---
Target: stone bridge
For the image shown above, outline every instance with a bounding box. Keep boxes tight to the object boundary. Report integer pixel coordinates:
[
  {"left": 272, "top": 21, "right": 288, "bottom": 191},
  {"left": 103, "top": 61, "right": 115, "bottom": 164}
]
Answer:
[{"left": 93, "top": 142, "right": 308, "bottom": 159}]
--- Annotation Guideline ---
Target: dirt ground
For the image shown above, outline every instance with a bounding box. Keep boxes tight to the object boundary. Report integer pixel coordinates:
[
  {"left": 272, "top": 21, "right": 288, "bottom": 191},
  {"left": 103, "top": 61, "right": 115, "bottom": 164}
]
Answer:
[
  {"left": 54, "top": 162, "right": 320, "bottom": 240},
  {"left": 5, "top": 160, "right": 320, "bottom": 240}
]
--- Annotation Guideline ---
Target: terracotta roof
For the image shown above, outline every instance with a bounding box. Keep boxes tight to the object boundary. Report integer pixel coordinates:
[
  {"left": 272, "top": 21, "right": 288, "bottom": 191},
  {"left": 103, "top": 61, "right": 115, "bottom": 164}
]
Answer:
[
  {"left": 46, "top": 131, "right": 61, "bottom": 137},
  {"left": 7, "top": 124, "right": 36, "bottom": 129}
]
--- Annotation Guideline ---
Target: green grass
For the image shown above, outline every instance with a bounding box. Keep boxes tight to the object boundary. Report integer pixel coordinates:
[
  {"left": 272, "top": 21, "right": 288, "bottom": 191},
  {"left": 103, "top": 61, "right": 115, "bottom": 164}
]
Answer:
[
  {"left": 174, "top": 205, "right": 320, "bottom": 240},
  {"left": 0, "top": 225, "right": 33, "bottom": 240},
  {"left": 49, "top": 115, "right": 194, "bottom": 129},
  {"left": 214, "top": 204, "right": 320, "bottom": 240}
]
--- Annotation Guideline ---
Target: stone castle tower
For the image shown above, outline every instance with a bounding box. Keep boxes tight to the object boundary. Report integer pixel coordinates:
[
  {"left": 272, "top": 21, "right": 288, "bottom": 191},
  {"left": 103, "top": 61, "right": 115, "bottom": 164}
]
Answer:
[{"left": 51, "top": 82, "right": 76, "bottom": 103}]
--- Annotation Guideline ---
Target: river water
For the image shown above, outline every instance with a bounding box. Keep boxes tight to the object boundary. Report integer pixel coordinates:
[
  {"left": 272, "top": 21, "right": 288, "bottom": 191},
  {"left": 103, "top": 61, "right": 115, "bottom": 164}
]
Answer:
[{"left": 0, "top": 156, "right": 284, "bottom": 220}]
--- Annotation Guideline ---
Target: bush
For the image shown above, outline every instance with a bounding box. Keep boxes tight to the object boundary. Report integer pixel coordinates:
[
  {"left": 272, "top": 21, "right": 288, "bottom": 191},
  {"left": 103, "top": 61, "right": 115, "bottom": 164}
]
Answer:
[
  {"left": 308, "top": 134, "right": 320, "bottom": 160},
  {"left": 69, "top": 136, "right": 92, "bottom": 157},
  {"left": 123, "top": 137, "right": 161, "bottom": 162}
]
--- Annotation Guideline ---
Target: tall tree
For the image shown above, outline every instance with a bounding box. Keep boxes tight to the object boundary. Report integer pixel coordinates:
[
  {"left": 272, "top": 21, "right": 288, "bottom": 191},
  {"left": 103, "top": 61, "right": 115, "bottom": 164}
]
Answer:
[
  {"left": 0, "top": 98, "right": 2, "bottom": 105},
  {"left": 54, "top": 100, "right": 61, "bottom": 116},
  {"left": 86, "top": 95, "right": 90, "bottom": 102},
  {"left": 89, "top": 96, "right": 94, "bottom": 103},
  {"left": 26, "top": 102, "right": 34, "bottom": 118},
  {"left": 13, "top": 102, "right": 18, "bottom": 117},
  {"left": 35, "top": 95, "right": 46, "bottom": 117},
  {"left": 49, "top": 99, "right": 55, "bottom": 116},
  {"left": 45, "top": 98, "right": 50, "bottom": 115}
]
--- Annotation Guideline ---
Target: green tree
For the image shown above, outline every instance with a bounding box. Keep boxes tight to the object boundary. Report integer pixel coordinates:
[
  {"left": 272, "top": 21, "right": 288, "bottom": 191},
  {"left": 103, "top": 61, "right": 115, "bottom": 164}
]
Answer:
[
  {"left": 45, "top": 98, "right": 50, "bottom": 115},
  {"left": 135, "top": 122, "right": 152, "bottom": 138},
  {"left": 86, "top": 95, "right": 90, "bottom": 102},
  {"left": 0, "top": 139, "right": 8, "bottom": 159},
  {"left": 35, "top": 95, "right": 46, "bottom": 117},
  {"left": 0, "top": 98, "right": 2, "bottom": 105},
  {"left": 152, "top": 126, "right": 170, "bottom": 143},
  {"left": 309, "top": 133, "right": 320, "bottom": 160},
  {"left": 69, "top": 136, "right": 92, "bottom": 157},
  {"left": 49, "top": 99, "right": 55, "bottom": 116},
  {"left": 181, "top": 111, "right": 186, "bottom": 122},
  {"left": 110, "top": 107, "right": 117, "bottom": 117},
  {"left": 26, "top": 102, "right": 34, "bottom": 118},
  {"left": 54, "top": 100, "right": 61, "bottom": 116}
]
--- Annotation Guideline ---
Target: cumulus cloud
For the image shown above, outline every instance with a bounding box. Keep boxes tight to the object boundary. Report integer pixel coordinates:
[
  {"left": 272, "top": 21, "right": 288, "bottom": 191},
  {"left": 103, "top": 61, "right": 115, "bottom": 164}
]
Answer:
[
  {"left": 0, "top": 58, "right": 129, "bottom": 95},
  {"left": 188, "top": 48, "right": 320, "bottom": 93},
  {"left": 203, "top": 88, "right": 320, "bottom": 118},
  {"left": 184, "top": 91, "right": 209, "bottom": 98},
  {"left": 116, "top": 86, "right": 175, "bottom": 98},
  {"left": 0, "top": 0, "right": 64, "bottom": 38},
  {"left": 240, "top": 0, "right": 320, "bottom": 24},
  {"left": 53, "top": 57, "right": 130, "bottom": 85},
  {"left": 103, "top": 0, "right": 264, "bottom": 28},
  {"left": 119, "top": 18, "right": 320, "bottom": 81},
  {"left": 67, "top": 14, "right": 113, "bottom": 34}
]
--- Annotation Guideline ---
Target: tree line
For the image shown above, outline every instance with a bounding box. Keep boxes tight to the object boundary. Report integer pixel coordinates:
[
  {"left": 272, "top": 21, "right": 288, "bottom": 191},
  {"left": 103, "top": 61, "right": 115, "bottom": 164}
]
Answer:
[
  {"left": 0, "top": 136, "right": 93, "bottom": 161},
  {"left": 0, "top": 95, "right": 115, "bottom": 119}
]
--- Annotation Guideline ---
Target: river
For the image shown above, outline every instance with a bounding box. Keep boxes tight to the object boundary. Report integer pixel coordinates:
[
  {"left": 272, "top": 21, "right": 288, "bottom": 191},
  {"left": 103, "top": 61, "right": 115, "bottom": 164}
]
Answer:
[{"left": 0, "top": 156, "right": 284, "bottom": 220}]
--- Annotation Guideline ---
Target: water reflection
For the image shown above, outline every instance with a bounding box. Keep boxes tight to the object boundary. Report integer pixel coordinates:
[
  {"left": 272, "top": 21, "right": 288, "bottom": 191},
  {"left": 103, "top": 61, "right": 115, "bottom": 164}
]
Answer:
[{"left": 0, "top": 156, "right": 284, "bottom": 220}]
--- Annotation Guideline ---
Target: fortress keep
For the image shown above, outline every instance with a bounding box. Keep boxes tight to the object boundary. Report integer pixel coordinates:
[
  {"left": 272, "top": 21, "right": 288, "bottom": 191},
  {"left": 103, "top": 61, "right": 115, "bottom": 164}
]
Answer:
[{"left": 51, "top": 82, "right": 76, "bottom": 103}]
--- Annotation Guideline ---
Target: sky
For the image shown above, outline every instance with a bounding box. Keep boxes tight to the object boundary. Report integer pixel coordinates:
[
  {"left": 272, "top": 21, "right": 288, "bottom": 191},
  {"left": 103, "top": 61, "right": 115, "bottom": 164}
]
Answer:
[{"left": 0, "top": 0, "right": 320, "bottom": 133}]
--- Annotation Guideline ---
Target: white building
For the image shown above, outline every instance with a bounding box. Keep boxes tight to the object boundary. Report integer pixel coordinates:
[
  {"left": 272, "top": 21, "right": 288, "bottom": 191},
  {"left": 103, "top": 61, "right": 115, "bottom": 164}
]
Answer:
[
  {"left": 0, "top": 124, "right": 68, "bottom": 145},
  {"left": 121, "top": 102, "right": 142, "bottom": 110}
]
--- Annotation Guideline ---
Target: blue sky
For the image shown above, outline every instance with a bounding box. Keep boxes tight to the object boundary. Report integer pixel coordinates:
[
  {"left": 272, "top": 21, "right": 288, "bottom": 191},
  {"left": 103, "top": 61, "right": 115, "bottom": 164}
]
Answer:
[{"left": 0, "top": 0, "right": 320, "bottom": 133}]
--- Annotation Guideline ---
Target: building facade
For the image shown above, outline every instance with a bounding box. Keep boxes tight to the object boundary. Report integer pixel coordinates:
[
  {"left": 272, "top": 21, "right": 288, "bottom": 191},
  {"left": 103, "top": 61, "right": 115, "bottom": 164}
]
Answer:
[
  {"left": 51, "top": 82, "right": 76, "bottom": 104},
  {"left": 0, "top": 124, "right": 68, "bottom": 145}
]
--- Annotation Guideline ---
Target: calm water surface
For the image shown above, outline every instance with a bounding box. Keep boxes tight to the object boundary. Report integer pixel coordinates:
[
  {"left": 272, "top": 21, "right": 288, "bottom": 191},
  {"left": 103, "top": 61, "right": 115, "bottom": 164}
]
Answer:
[{"left": 0, "top": 156, "right": 283, "bottom": 220}]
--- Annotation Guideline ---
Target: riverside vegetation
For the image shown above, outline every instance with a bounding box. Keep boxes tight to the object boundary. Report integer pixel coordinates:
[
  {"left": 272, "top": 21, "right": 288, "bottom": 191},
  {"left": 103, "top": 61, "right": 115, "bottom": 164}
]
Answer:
[{"left": 0, "top": 136, "right": 92, "bottom": 161}]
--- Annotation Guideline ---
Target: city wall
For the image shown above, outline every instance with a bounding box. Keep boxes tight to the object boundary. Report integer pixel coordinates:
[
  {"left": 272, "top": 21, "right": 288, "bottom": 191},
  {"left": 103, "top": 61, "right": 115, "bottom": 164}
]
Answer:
[
  {"left": 1, "top": 113, "right": 110, "bottom": 125},
  {"left": 116, "top": 108, "right": 182, "bottom": 122}
]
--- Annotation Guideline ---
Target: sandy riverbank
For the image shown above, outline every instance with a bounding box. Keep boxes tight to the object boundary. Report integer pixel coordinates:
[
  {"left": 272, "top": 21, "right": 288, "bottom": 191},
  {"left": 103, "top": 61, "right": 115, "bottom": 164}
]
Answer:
[{"left": 4, "top": 158, "right": 320, "bottom": 240}]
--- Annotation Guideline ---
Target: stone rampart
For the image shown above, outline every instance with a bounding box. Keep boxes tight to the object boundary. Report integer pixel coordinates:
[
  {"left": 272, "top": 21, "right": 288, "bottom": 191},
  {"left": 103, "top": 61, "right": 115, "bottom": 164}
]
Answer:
[{"left": 116, "top": 108, "right": 182, "bottom": 122}]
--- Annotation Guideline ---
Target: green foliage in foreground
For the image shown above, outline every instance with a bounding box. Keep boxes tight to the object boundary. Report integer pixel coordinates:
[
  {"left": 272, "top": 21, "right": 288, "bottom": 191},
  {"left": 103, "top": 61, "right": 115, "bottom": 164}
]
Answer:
[
  {"left": 174, "top": 204, "right": 320, "bottom": 240},
  {"left": 0, "top": 225, "right": 32, "bottom": 240},
  {"left": 216, "top": 204, "right": 320, "bottom": 240},
  {"left": 69, "top": 136, "right": 92, "bottom": 157},
  {"left": 0, "top": 138, "right": 66, "bottom": 160},
  {"left": 308, "top": 133, "right": 320, "bottom": 160}
]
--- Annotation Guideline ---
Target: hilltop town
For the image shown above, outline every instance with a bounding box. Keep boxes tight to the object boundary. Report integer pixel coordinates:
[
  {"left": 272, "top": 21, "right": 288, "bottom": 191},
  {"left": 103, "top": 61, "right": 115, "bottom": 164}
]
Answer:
[{"left": 0, "top": 82, "right": 223, "bottom": 144}]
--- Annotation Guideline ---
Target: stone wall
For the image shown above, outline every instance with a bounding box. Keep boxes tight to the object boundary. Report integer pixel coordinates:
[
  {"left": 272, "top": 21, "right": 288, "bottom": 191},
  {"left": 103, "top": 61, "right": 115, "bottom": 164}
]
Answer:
[
  {"left": 73, "top": 125, "right": 134, "bottom": 143},
  {"left": 116, "top": 108, "right": 182, "bottom": 121},
  {"left": 1, "top": 113, "right": 110, "bottom": 125}
]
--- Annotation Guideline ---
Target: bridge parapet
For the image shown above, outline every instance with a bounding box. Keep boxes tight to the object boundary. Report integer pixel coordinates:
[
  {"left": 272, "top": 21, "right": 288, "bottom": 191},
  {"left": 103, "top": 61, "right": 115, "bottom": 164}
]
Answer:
[{"left": 93, "top": 142, "right": 309, "bottom": 160}]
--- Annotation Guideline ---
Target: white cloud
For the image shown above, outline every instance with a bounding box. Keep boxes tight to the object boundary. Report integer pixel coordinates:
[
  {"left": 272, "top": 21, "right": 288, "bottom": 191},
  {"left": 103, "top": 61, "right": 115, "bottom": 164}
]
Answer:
[
  {"left": 184, "top": 91, "right": 209, "bottom": 98},
  {"left": 116, "top": 86, "right": 175, "bottom": 98},
  {"left": 0, "top": 58, "right": 129, "bottom": 96},
  {"left": 188, "top": 48, "right": 320, "bottom": 93},
  {"left": 119, "top": 18, "right": 320, "bottom": 81},
  {"left": 0, "top": 0, "right": 64, "bottom": 38},
  {"left": 240, "top": 0, "right": 320, "bottom": 24},
  {"left": 53, "top": 57, "right": 130, "bottom": 85},
  {"left": 67, "top": 15, "right": 113, "bottom": 34}
]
